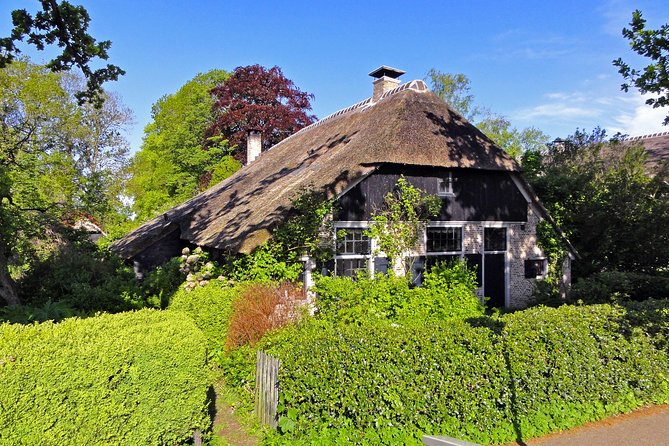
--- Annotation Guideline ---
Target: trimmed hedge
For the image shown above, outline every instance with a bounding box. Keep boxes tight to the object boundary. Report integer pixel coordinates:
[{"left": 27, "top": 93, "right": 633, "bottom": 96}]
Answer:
[
  {"left": 261, "top": 303, "right": 669, "bottom": 445},
  {"left": 169, "top": 280, "right": 240, "bottom": 351},
  {"left": 0, "top": 310, "right": 210, "bottom": 445},
  {"left": 313, "top": 261, "right": 484, "bottom": 324}
]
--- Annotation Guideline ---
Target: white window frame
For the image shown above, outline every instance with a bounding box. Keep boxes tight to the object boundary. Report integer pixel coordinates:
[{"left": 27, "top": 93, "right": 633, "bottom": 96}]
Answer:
[
  {"left": 424, "top": 223, "right": 464, "bottom": 259},
  {"left": 333, "top": 222, "right": 376, "bottom": 277},
  {"left": 437, "top": 171, "right": 455, "bottom": 197}
]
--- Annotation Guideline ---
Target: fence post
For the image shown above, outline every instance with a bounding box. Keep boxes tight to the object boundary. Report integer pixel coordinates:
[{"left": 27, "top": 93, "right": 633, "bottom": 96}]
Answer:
[{"left": 255, "top": 350, "right": 280, "bottom": 428}]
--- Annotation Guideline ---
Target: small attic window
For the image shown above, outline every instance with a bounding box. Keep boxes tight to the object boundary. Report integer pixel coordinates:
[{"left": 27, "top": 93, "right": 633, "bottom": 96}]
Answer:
[{"left": 437, "top": 172, "right": 454, "bottom": 196}]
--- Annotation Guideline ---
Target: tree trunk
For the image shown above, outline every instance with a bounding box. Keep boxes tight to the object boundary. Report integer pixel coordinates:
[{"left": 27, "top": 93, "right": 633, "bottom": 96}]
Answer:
[{"left": 0, "top": 251, "right": 20, "bottom": 306}]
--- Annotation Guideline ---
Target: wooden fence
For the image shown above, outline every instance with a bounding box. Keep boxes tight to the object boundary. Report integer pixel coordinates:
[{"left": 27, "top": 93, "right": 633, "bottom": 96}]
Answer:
[{"left": 255, "top": 350, "right": 280, "bottom": 427}]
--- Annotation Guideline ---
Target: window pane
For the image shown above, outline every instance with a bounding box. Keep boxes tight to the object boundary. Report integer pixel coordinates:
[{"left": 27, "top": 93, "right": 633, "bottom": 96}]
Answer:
[
  {"left": 336, "top": 258, "right": 368, "bottom": 277},
  {"left": 524, "top": 259, "right": 546, "bottom": 278},
  {"left": 427, "top": 227, "right": 462, "bottom": 252},
  {"left": 484, "top": 228, "right": 506, "bottom": 251},
  {"left": 336, "top": 229, "right": 370, "bottom": 254}
]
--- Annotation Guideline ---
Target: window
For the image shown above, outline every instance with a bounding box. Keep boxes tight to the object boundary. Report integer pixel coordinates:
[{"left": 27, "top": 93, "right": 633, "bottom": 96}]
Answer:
[
  {"left": 524, "top": 259, "right": 547, "bottom": 279},
  {"left": 336, "top": 258, "right": 368, "bottom": 277},
  {"left": 335, "top": 227, "right": 371, "bottom": 277},
  {"left": 336, "top": 229, "right": 370, "bottom": 255},
  {"left": 426, "top": 227, "right": 462, "bottom": 252},
  {"left": 437, "top": 172, "right": 454, "bottom": 196},
  {"left": 484, "top": 227, "right": 507, "bottom": 252}
]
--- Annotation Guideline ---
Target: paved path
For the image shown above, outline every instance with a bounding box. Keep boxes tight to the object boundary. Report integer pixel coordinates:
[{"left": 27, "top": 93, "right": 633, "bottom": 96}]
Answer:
[{"left": 514, "top": 405, "right": 669, "bottom": 446}]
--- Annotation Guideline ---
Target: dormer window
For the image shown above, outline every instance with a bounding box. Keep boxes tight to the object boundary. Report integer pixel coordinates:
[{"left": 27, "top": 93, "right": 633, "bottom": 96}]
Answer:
[{"left": 437, "top": 172, "right": 454, "bottom": 196}]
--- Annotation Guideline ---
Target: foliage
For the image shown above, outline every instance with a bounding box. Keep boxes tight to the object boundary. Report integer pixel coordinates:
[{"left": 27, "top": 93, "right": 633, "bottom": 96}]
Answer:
[
  {"left": 425, "top": 68, "right": 549, "bottom": 160},
  {"left": 169, "top": 280, "right": 240, "bottom": 353},
  {"left": 570, "top": 271, "right": 669, "bottom": 304},
  {"left": 425, "top": 69, "right": 479, "bottom": 121},
  {"left": 0, "top": 0, "right": 124, "bottom": 106},
  {"left": 613, "top": 10, "right": 669, "bottom": 125},
  {"left": 0, "top": 299, "right": 75, "bottom": 324},
  {"left": 208, "top": 64, "right": 316, "bottom": 164},
  {"left": 523, "top": 128, "right": 669, "bottom": 277},
  {"left": 365, "top": 176, "right": 441, "bottom": 275},
  {"left": 0, "top": 309, "right": 210, "bottom": 445},
  {"left": 226, "top": 282, "right": 307, "bottom": 350},
  {"left": 228, "top": 189, "right": 334, "bottom": 282},
  {"left": 128, "top": 69, "right": 239, "bottom": 221},
  {"left": 0, "top": 60, "right": 132, "bottom": 305},
  {"left": 15, "top": 233, "right": 144, "bottom": 313},
  {"left": 314, "top": 261, "right": 483, "bottom": 324},
  {"left": 260, "top": 303, "right": 669, "bottom": 445},
  {"left": 229, "top": 243, "right": 304, "bottom": 283}
]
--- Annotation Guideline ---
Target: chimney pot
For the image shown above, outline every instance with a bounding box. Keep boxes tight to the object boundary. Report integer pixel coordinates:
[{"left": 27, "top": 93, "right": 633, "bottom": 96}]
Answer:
[
  {"left": 247, "top": 131, "right": 262, "bottom": 164},
  {"left": 369, "top": 65, "right": 406, "bottom": 101}
]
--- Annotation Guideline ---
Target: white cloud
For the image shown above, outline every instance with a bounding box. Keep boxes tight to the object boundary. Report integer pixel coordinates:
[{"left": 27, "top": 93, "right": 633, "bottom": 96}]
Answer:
[
  {"left": 509, "top": 88, "right": 667, "bottom": 138},
  {"left": 610, "top": 94, "right": 667, "bottom": 136}
]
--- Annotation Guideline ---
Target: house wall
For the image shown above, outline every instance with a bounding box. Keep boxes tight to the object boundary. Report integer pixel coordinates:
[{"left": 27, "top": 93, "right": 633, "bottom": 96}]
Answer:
[
  {"left": 334, "top": 166, "right": 547, "bottom": 308},
  {"left": 336, "top": 164, "right": 528, "bottom": 222}
]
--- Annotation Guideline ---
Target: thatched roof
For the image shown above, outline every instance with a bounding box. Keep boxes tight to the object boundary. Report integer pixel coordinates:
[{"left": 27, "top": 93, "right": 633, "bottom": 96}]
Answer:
[
  {"left": 622, "top": 132, "right": 669, "bottom": 173},
  {"left": 112, "top": 80, "right": 521, "bottom": 259}
]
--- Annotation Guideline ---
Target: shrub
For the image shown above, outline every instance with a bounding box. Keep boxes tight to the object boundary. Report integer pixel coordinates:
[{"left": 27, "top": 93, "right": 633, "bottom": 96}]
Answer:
[
  {"left": 260, "top": 303, "right": 669, "bottom": 444},
  {"left": 0, "top": 310, "right": 210, "bottom": 445},
  {"left": 168, "top": 280, "right": 240, "bottom": 352},
  {"left": 226, "top": 282, "right": 307, "bottom": 349},
  {"left": 570, "top": 271, "right": 669, "bottom": 304},
  {"left": 314, "top": 261, "right": 484, "bottom": 324},
  {"left": 17, "top": 245, "right": 144, "bottom": 313}
]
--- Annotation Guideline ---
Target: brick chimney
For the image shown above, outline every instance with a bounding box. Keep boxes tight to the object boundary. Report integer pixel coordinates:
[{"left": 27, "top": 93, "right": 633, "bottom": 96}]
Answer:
[
  {"left": 247, "top": 130, "right": 261, "bottom": 164},
  {"left": 369, "top": 65, "right": 406, "bottom": 101}
]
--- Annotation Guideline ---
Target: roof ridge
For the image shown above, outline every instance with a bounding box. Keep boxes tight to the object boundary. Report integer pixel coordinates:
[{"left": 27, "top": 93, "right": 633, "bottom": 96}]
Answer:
[
  {"left": 271, "top": 79, "right": 430, "bottom": 148},
  {"left": 623, "top": 131, "right": 669, "bottom": 141}
]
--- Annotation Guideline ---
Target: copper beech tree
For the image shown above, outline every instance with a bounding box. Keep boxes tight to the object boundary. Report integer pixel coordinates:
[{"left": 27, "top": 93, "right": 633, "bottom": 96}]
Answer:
[{"left": 207, "top": 65, "right": 316, "bottom": 164}]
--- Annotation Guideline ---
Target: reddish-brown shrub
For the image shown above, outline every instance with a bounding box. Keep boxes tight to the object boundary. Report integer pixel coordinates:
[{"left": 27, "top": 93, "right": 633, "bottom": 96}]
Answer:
[{"left": 226, "top": 282, "right": 307, "bottom": 349}]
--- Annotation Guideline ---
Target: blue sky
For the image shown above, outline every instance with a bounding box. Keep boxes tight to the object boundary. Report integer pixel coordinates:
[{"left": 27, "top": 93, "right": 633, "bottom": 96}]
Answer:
[{"left": 2, "top": 0, "right": 668, "bottom": 153}]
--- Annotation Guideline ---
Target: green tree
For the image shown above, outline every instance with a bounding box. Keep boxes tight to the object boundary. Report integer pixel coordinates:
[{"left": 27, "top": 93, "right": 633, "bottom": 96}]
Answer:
[
  {"left": 425, "top": 68, "right": 549, "bottom": 160},
  {"left": 523, "top": 128, "right": 669, "bottom": 277},
  {"left": 128, "top": 69, "right": 240, "bottom": 222},
  {"left": 0, "top": 0, "right": 124, "bottom": 106},
  {"left": 613, "top": 10, "right": 669, "bottom": 125},
  {"left": 0, "top": 60, "right": 132, "bottom": 305},
  {"left": 365, "top": 177, "right": 441, "bottom": 277}
]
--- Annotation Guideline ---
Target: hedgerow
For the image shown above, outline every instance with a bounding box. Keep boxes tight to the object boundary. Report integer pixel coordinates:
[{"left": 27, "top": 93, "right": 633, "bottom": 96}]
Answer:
[
  {"left": 168, "top": 280, "right": 240, "bottom": 352},
  {"left": 0, "top": 310, "right": 210, "bottom": 445},
  {"left": 260, "top": 302, "right": 669, "bottom": 445},
  {"left": 314, "top": 261, "right": 484, "bottom": 324}
]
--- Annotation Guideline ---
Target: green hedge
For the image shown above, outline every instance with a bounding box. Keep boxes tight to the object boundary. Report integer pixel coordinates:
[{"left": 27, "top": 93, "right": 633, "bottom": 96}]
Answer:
[
  {"left": 0, "top": 310, "right": 210, "bottom": 445},
  {"left": 168, "top": 280, "right": 240, "bottom": 352},
  {"left": 261, "top": 303, "right": 669, "bottom": 445},
  {"left": 313, "top": 261, "right": 484, "bottom": 324}
]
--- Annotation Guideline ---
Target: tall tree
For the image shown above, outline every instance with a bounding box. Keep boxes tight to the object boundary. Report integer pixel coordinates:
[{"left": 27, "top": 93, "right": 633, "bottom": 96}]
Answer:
[
  {"left": 128, "top": 69, "right": 239, "bottom": 222},
  {"left": 0, "top": 60, "right": 131, "bottom": 305},
  {"left": 425, "top": 68, "right": 549, "bottom": 160},
  {"left": 207, "top": 65, "right": 316, "bottom": 164},
  {"left": 523, "top": 128, "right": 669, "bottom": 277},
  {"left": 613, "top": 10, "right": 669, "bottom": 125},
  {"left": 0, "top": 0, "right": 124, "bottom": 106}
]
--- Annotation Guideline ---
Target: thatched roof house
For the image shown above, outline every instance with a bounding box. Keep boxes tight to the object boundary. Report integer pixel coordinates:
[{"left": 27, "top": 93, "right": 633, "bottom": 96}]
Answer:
[{"left": 112, "top": 67, "right": 575, "bottom": 308}]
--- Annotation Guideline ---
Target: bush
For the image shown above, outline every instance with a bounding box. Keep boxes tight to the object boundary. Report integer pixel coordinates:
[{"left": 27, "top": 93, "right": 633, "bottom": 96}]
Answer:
[
  {"left": 226, "top": 282, "right": 307, "bottom": 349},
  {"left": 0, "top": 310, "right": 210, "bottom": 445},
  {"left": 17, "top": 245, "right": 145, "bottom": 313},
  {"left": 314, "top": 261, "right": 484, "bottom": 324},
  {"left": 260, "top": 303, "right": 669, "bottom": 444},
  {"left": 168, "top": 280, "right": 240, "bottom": 352},
  {"left": 570, "top": 271, "right": 669, "bottom": 304}
]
